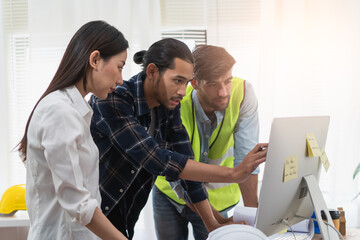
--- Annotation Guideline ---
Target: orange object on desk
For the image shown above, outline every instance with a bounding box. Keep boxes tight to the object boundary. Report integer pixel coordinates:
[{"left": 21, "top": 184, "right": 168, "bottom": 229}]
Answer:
[{"left": 338, "top": 207, "right": 346, "bottom": 236}]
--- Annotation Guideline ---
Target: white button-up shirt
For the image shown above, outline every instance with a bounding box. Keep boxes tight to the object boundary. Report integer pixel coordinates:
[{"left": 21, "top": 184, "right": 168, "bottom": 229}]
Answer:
[{"left": 25, "top": 86, "right": 101, "bottom": 240}]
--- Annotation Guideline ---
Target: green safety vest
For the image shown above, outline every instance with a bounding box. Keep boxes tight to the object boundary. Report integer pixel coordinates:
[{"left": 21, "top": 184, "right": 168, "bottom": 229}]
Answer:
[{"left": 155, "top": 77, "right": 245, "bottom": 211}]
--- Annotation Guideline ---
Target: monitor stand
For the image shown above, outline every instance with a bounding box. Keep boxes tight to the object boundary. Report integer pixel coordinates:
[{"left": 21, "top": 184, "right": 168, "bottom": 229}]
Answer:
[{"left": 303, "top": 175, "right": 339, "bottom": 240}]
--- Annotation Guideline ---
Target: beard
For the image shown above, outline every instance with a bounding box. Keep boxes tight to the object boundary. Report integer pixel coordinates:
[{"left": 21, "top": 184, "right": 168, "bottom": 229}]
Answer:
[
  {"left": 153, "top": 76, "right": 181, "bottom": 109},
  {"left": 209, "top": 96, "right": 230, "bottom": 111}
]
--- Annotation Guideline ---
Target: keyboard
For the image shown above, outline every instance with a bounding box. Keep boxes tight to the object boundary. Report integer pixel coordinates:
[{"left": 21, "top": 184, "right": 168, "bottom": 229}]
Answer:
[{"left": 269, "top": 232, "right": 311, "bottom": 240}]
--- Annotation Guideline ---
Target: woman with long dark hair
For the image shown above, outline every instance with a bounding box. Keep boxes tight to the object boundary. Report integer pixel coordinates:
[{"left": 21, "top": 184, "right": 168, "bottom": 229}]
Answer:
[{"left": 18, "top": 20, "right": 128, "bottom": 240}]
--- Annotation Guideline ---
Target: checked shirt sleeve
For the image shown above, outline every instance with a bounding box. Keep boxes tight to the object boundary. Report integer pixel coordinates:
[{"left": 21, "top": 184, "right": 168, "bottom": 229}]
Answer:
[{"left": 91, "top": 88, "right": 188, "bottom": 181}]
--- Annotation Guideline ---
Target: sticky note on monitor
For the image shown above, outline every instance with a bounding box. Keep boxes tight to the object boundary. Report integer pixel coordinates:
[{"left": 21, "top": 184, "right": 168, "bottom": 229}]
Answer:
[
  {"left": 320, "top": 148, "right": 330, "bottom": 172},
  {"left": 283, "top": 155, "right": 298, "bottom": 182},
  {"left": 306, "top": 133, "right": 321, "bottom": 157}
]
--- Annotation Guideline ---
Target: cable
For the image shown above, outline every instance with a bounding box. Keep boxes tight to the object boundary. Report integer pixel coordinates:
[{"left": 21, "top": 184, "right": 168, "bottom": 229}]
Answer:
[
  {"left": 309, "top": 218, "right": 344, "bottom": 240},
  {"left": 295, "top": 215, "right": 344, "bottom": 240},
  {"left": 281, "top": 219, "right": 296, "bottom": 240}
]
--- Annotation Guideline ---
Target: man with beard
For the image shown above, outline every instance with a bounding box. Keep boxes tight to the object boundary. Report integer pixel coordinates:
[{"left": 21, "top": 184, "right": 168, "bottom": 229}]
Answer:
[
  {"left": 90, "top": 39, "right": 267, "bottom": 239},
  {"left": 154, "top": 45, "right": 261, "bottom": 240}
]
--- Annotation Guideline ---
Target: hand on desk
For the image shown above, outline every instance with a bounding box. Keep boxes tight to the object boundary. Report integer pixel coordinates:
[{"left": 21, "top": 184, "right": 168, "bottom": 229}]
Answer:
[
  {"left": 187, "top": 199, "right": 248, "bottom": 233},
  {"left": 216, "top": 215, "right": 247, "bottom": 226},
  {"left": 204, "top": 215, "right": 249, "bottom": 232}
]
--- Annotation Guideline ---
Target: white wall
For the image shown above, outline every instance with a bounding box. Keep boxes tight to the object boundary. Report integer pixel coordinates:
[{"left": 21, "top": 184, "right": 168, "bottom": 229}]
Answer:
[
  {"left": 0, "top": 0, "right": 9, "bottom": 197},
  {"left": 1, "top": 1, "right": 359, "bottom": 238}
]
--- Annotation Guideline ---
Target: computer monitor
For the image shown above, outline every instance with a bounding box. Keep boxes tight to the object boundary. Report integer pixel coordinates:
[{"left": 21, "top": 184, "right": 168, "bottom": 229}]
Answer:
[{"left": 255, "top": 116, "right": 338, "bottom": 239}]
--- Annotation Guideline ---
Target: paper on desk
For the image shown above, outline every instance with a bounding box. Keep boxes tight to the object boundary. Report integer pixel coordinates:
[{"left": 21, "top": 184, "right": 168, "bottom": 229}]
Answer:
[
  {"left": 233, "top": 206, "right": 257, "bottom": 226},
  {"left": 233, "top": 206, "right": 314, "bottom": 237},
  {"left": 290, "top": 219, "right": 314, "bottom": 233},
  {"left": 269, "top": 220, "right": 314, "bottom": 240}
]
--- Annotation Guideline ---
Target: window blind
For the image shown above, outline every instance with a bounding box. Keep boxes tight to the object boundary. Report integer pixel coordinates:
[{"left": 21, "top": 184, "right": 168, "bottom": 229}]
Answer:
[
  {"left": 160, "top": 0, "right": 205, "bottom": 28},
  {"left": 206, "top": 0, "right": 262, "bottom": 84},
  {"left": 161, "top": 29, "right": 207, "bottom": 49},
  {"left": 2, "top": 0, "right": 29, "bottom": 186},
  {"left": 160, "top": 0, "right": 262, "bottom": 84}
]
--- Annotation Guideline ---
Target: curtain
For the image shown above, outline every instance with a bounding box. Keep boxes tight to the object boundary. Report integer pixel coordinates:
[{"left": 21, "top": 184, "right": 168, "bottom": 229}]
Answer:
[
  {"left": 258, "top": 0, "right": 360, "bottom": 228},
  {"left": 0, "top": 0, "right": 160, "bottom": 238},
  {"left": 160, "top": 0, "right": 360, "bottom": 229},
  {"left": 1, "top": 0, "right": 360, "bottom": 238},
  {"left": 2, "top": 0, "right": 161, "bottom": 185}
]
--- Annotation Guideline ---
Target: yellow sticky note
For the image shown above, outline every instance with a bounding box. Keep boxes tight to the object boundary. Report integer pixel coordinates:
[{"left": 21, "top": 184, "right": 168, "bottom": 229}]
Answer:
[
  {"left": 320, "top": 148, "right": 330, "bottom": 172},
  {"left": 283, "top": 155, "right": 298, "bottom": 182},
  {"left": 306, "top": 133, "right": 321, "bottom": 157},
  {"left": 278, "top": 228, "right": 287, "bottom": 234}
]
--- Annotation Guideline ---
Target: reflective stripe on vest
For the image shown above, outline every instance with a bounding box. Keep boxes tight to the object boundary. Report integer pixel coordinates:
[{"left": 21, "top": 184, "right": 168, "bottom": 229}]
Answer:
[{"left": 155, "top": 77, "right": 245, "bottom": 211}]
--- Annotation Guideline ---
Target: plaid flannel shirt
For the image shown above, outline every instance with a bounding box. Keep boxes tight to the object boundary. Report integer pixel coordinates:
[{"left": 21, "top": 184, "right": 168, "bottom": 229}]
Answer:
[{"left": 90, "top": 72, "right": 207, "bottom": 238}]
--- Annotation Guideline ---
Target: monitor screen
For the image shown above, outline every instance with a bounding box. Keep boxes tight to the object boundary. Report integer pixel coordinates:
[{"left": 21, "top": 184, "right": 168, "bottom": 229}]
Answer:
[{"left": 255, "top": 116, "right": 330, "bottom": 237}]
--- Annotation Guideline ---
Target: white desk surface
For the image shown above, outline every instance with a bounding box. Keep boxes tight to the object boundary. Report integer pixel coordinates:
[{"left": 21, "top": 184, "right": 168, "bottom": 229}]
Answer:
[{"left": 0, "top": 211, "right": 29, "bottom": 228}]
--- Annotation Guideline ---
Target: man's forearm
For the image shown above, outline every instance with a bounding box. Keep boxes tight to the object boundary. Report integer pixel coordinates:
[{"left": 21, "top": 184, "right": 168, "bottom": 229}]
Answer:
[
  {"left": 185, "top": 199, "right": 220, "bottom": 232},
  {"left": 179, "top": 143, "right": 267, "bottom": 184},
  {"left": 209, "top": 204, "right": 233, "bottom": 224},
  {"left": 186, "top": 199, "right": 235, "bottom": 232},
  {"left": 238, "top": 174, "right": 258, "bottom": 207}
]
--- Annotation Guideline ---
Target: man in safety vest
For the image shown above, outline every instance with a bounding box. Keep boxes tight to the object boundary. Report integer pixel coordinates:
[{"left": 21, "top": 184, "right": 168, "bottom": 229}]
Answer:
[{"left": 153, "top": 45, "right": 261, "bottom": 240}]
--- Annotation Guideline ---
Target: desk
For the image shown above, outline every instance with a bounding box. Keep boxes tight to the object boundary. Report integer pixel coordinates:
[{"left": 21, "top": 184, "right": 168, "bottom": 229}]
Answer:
[
  {"left": 312, "top": 228, "right": 360, "bottom": 239},
  {"left": 0, "top": 211, "right": 29, "bottom": 240}
]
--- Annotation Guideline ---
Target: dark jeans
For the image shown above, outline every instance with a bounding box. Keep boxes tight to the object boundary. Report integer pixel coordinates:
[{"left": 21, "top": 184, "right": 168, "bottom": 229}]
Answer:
[{"left": 152, "top": 185, "right": 211, "bottom": 240}]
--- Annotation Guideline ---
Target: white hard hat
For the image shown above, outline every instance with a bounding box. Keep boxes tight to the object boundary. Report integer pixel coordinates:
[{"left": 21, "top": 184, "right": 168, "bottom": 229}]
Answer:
[{"left": 208, "top": 225, "right": 269, "bottom": 240}]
